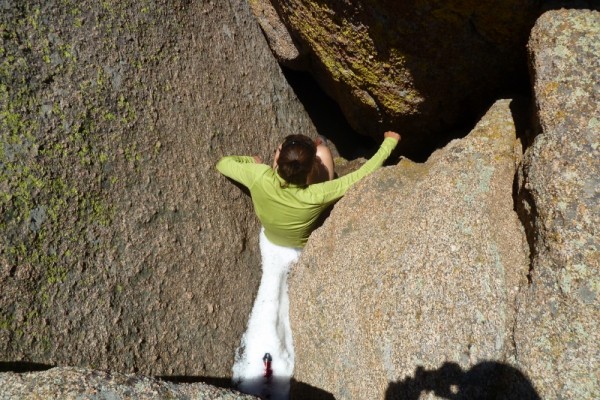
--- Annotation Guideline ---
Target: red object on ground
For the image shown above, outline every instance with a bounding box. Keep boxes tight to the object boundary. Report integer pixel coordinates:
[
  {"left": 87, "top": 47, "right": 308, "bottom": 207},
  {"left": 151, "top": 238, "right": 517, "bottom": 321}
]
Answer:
[{"left": 263, "top": 353, "right": 273, "bottom": 378}]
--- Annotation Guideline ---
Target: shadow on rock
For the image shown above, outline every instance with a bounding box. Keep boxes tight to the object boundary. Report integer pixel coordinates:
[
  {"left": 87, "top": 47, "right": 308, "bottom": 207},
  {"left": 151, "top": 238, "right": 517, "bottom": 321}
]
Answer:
[
  {"left": 230, "top": 377, "right": 335, "bottom": 400},
  {"left": 281, "top": 67, "right": 377, "bottom": 161},
  {"left": 386, "top": 361, "right": 540, "bottom": 400},
  {"left": 542, "top": 0, "right": 600, "bottom": 11},
  {"left": 291, "top": 378, "right": 335, "bottom": 400},
  {"left": 159, "top": 375, "right": 334, "bottom": 399},
  {"left": 0, "top": 361, "right": 54, "bottom": 373}
]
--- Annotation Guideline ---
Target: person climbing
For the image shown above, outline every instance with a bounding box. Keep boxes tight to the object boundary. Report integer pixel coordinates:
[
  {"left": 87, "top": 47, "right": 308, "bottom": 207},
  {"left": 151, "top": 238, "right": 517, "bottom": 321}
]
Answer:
[
  {"left": 216, "top": 131, "right": 400, "bottom": 400},
  {"left": 216, "top": 131, "right": 400, "bottom": 248}
]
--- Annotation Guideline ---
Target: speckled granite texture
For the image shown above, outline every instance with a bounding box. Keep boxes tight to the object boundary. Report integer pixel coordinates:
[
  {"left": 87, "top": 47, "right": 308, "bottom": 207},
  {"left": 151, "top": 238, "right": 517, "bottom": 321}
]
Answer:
[
  {"left": 0, "top": 367, "right": 258, "bottom": 400},
  {"left": 515, "top": 9, "right": 600, "bottom": 399},
  {"left": 289, "top": 99, "right": 531, "bottom": 399}
]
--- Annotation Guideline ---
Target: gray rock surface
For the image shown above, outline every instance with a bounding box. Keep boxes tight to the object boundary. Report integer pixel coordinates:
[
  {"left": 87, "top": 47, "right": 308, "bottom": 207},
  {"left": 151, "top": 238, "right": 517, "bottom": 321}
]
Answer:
[
  {"left": 0, "top": 0, "right": 315, "bottom": 377},
  {"left": 252, "top": 0, "right": 540, "bottom": 149},
  {"left": 289, "top": 99, "right": 531, "bottom": 399},
  {"left": 247, "top": 0, "right": 304, "bottom": 67},
  {"left": 0, "top": 367, "right": 257, "bottom": 400},
  {"left": 515, "top": 9, "right": 600, "bottom": 399}
]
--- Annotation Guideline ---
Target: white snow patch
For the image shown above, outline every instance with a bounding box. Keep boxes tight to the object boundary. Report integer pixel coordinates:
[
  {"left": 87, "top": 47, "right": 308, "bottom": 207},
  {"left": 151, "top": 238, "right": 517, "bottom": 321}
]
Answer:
[{"left": 232, "top": 228, "right": 301, "bottom": 400}]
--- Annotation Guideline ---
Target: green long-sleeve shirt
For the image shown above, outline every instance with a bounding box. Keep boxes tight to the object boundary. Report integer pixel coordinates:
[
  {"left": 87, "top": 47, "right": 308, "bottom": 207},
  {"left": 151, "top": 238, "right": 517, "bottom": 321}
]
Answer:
[{"left": 216, "top": 137, "right": 397, "bottom": 248}]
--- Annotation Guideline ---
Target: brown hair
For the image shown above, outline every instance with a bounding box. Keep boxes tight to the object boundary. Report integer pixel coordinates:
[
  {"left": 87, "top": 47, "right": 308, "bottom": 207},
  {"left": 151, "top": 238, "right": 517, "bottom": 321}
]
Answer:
[{"left": 277, "top": 134, "right": 317, "bottom": 187}]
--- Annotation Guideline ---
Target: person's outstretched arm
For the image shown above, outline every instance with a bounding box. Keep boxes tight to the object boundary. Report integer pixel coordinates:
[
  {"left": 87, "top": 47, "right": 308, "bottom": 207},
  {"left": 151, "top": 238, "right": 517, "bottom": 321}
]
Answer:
[
  {"left": 216, "top": 155, "right": 265, "bottom": 188},
  {"left": 313, "top": 131, "right": 400, "bottom": 204}
]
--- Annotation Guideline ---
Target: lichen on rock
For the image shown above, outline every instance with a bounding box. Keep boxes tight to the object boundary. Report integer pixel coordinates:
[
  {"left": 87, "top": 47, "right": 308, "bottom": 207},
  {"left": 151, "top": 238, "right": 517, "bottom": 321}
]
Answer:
[
  {"left": 515, "top": 9, "right": 600, "bottom": 400},
  {"left": 254, "top": 0, "right": 540, "bottom": 148},
  {"left": 0, "top": 0, "right": 316, "bottom": 378}
]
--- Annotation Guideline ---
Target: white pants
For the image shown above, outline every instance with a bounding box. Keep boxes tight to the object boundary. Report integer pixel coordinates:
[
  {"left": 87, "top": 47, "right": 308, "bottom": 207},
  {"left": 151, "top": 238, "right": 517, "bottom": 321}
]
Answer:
[{"left": 232, "top": 229, "right": 302, "bottom": 400}]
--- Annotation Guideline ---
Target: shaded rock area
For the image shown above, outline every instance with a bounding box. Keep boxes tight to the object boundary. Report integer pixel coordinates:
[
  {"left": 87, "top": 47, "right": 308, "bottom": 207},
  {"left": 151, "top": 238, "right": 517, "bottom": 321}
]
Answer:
[
  {"left": 384, "top": 361, "right": 541, "bottom": 400},
  {"left": 250, "top": 0, "right": 541, "bottom": 151},
  {"left": 0, "top": 367, "right": 257, "bottom": 399},
  {"left": 0, "top": 0, "right": 316, "bottom": 378},
  {"left": 289, "top": 99, "right": 531, "bottom": 399},
  {"left": 515, "top": 9, "right": 600, "bottom": 399}
]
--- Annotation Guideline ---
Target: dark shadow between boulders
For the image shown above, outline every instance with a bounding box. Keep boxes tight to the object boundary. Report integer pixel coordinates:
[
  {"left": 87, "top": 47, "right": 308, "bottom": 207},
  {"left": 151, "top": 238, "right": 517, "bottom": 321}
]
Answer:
[
  {"left": 385, "top": 361, "right": 540, "bottom": 400},
  {"left": 281, "top": 67, "right": 377, "bottom": 160},
  {"left": 541, "top": 0, "right": 600, "bottom": 11},
  {"left": 509, "top": 97, "right": 536, "bottom": 153},
  {"left": 509, "top": 97, "right": 538, "bottom": 284},
  {"left": 0, "top": 361, "right": 55, "bottom": 373}
]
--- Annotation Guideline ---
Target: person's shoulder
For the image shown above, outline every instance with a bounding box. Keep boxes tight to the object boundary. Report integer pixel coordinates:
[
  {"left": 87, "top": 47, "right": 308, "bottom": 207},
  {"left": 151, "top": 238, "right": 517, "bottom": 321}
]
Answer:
[
  {"left": 251, "top": 165, "right": 279, "bottom": 183},
  {"left": 254, "top": 163, "right": 273, "bottom": 173},
  {"left": 239, "top": 160, "right": 272, "bottom": 172}
]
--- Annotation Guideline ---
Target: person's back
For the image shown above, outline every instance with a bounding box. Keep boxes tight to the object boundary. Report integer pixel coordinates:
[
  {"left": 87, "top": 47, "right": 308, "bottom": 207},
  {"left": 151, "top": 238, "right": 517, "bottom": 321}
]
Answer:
[{"left": 216, "top": 131, "right": 400, "bottom": 247}]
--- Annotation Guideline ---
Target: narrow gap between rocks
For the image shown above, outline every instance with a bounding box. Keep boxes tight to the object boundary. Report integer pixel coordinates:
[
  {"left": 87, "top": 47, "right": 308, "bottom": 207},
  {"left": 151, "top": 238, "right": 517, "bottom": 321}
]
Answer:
[
  {"left": 510, "top": 97, "right": 539, "bottom": 285},
  {"left": 281, "top": 66, "right": 534, "bottom": 164},
  {"left": 280, "top": 67, "right": 378, "bottom": 160}
]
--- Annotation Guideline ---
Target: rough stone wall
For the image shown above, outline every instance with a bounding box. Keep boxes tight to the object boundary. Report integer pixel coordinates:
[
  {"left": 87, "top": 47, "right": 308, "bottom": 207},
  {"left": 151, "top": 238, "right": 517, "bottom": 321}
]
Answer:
[
  {"left": 247, "top": 0, "right": 304, "bottom": 67},
  {"left": 515, "top": 9, "right": 600, "bottom": 399},
  {"left": 0, "top": 367, "right": 258, "bottom": 399},
  {"left": 0, "top": 0, "right": 316, "bottom": 377},
  {"left": 289, "top": 99, "right": 532, "bottom": 399},
  {"left": 250, "top": 0, "right": 540, "bottom": 151}
]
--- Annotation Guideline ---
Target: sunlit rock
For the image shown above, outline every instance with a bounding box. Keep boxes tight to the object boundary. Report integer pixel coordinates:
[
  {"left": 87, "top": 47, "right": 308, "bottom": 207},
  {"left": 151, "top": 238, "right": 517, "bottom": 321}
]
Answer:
[
  {"left": 290, "top": 99, "right": 530, "bottom": 399},
  {"left": 515, "top": 9, "right": 600, "bottom": 399}
]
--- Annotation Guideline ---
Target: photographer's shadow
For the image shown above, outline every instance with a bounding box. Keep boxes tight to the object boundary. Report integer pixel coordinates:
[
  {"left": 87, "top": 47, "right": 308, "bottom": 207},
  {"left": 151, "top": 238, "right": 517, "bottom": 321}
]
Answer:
[{"left": 386, "top": 361, "right": 540, "bottom": 400}]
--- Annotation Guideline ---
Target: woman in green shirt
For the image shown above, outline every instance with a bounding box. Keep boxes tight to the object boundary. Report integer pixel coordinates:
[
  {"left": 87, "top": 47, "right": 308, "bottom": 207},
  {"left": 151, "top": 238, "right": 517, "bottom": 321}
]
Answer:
[
  {"left": 218, "top": 131, "right": 399, "bottom": 398},
  {"left": 217, "top": 131, "right": 400, "bottom": 248}
]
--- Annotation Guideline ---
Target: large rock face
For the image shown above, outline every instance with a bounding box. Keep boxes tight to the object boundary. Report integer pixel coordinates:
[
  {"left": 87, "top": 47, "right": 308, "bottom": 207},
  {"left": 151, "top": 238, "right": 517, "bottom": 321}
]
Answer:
[
  {"left": 289, "top": 99, "right": 531, "bottom": 399},
  {"left": 0, "top": 0, "right": 316, "bottom": 377},
  {"left": 515, "top": 9, "right": 600, "bottom": 399},
  {"left": 0, "top": 367, "right": 257, "bottom": 399},
  {"left": 251, "top": 0, "right": 540, "bottom": 148}
]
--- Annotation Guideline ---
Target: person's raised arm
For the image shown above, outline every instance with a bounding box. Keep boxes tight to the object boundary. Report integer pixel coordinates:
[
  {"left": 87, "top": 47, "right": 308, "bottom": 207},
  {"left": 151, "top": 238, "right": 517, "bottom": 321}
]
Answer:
[
  {"left": 315, "top": 131, "right": 400, "bottom": 203},
  {"left": 383, "top": 130, "right": 400, "bottom": 142}
]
